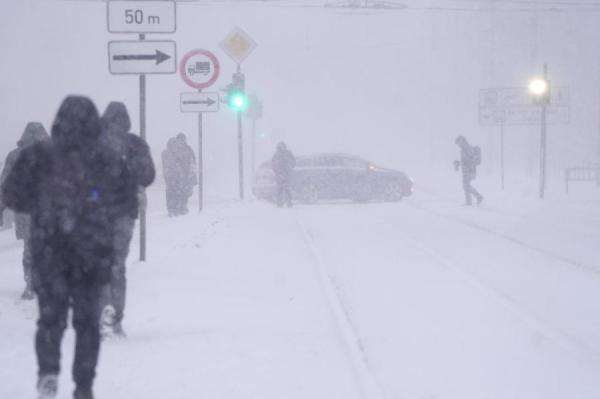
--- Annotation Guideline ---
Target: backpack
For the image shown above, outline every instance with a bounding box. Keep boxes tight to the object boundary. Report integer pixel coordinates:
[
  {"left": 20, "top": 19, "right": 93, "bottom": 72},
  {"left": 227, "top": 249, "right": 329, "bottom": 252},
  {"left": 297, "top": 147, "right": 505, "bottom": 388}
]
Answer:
[{"left": 473, "top": 146, "right": 482, "bottom": 166}]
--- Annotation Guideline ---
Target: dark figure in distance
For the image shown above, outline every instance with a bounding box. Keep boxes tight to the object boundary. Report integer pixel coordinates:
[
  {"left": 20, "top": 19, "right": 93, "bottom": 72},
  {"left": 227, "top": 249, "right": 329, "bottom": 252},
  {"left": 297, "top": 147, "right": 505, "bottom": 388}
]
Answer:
[
  {"left": 271, "top": 142, "right": 296, "bottom": 208},
  {"left": 2, "top": 96, "right": 127, "bottom": 399},
  {"left": 453, "top": 135, "right": 483, "bottom": 206},
  {"left": 162, "top": 133, "right": 197, "bottom": 216},
  {"left": 0, "top": 122, "right": 49, "bottom": 300},
  {"left": 99, "top": 102, "right": 155, "bottom": 339}
]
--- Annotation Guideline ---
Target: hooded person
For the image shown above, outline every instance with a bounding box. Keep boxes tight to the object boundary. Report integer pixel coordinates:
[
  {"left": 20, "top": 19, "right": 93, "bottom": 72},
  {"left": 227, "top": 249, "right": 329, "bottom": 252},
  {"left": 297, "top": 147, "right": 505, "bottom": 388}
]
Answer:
[
  {"left": 99, "top": 101, "right": 155, "bottom": 338},
  {"left": 0, "top": 122, "right": 49, "bottom": 299},
  {"left": 2, "top": 96, "right": 125, "bottom": 399},
  {"left": 162, "top": 133, "right": 196, "bottom": 216},
  {"left": 454, "top": 135, "right": 483, "bottom": 206},
  {"left": 271, "top": 142, "right": 296, "bottom": 208}
]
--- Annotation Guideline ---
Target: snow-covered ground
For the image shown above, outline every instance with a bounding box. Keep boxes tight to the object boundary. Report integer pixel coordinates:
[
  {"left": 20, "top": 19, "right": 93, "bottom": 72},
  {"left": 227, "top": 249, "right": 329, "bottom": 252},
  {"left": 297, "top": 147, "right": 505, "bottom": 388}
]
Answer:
[{"left": 1, "top": 177, "right": 600, "bottom": 399}]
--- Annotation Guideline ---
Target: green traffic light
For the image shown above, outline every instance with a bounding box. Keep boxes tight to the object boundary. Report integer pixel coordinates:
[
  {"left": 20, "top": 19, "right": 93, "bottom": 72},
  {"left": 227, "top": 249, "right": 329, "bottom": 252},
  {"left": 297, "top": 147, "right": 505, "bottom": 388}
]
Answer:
[{"left": 229, "top": 92, "right": 247, "bottom": 111}]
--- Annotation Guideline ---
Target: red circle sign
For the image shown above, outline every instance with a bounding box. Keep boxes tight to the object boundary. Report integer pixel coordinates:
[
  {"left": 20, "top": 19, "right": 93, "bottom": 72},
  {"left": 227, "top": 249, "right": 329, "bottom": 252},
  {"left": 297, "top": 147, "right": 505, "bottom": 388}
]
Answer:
[{"left": 179, "top": 49, "right": 220, "bottom": 90}]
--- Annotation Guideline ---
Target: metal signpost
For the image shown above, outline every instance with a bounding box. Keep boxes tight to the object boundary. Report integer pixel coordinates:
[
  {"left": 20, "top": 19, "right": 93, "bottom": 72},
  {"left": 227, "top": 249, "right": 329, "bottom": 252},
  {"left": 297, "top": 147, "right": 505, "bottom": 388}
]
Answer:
[
  {"left": 478, "top": 85, "right": 570, "bottom": 191},
  {"left": 246, "top": 94, "right": 263, "bottom": 174},
  {"left": 220, "top": 27, "right": 257, "bottom": 200},
  {"left": 179, "top": 49, "right": 221, "bottom": 212},
  {"left": 107, "top": 0, "right": 177, "bottom": 261}
]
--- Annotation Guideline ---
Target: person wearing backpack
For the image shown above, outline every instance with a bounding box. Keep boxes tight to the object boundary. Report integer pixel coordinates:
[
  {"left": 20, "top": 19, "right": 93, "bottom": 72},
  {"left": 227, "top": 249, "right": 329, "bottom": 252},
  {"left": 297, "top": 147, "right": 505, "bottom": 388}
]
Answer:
[
  {"left": 1, "top": 96, "right": 126, "bottom": 399},
  {"left": 99, "top": 102, "right": 155, "bottom": 339},
  {"left": 0, "top": 122, "right": 49, "bottom": 300},
  {"left": 453, "top": 135, "right": 483, "bottom": 206}
]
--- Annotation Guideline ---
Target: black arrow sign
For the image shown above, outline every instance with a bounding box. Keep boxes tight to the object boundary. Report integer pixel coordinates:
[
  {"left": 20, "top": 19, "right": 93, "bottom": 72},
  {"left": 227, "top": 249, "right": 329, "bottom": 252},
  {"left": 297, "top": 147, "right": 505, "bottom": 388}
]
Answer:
[
  {"left": 183, "top": 98, "right": 216, "bottom": 106},
  {"left": 113, "top": 50, "right": 171, "bottom": 65}
]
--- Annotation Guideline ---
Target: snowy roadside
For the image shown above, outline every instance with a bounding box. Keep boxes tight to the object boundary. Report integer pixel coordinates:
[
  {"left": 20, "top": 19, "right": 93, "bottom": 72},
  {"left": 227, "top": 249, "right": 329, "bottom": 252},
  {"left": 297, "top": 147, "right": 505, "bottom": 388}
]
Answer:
[{"left": 1, "top": 196, "right": 366, "bottom": 399}]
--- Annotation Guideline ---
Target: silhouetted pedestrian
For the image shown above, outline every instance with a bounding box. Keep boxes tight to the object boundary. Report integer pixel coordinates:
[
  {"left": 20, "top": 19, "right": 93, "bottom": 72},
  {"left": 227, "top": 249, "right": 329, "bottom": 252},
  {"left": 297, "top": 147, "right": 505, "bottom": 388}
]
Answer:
[
  {"left": 271, "top": 142, "right": 296, "bottom": 208},
  {"left": 99, "top": 101, "right": 155, "bottom": 339},
  {"left": 0, "top": 122, "right": 49, "bottom": 300},
  {"left": 454, "top": 135, "right": 483, "bottom": 206},
  {"left": 162, "top": 133, "right": 196, "bottom": 216},
  {"left": 2, "top": 96, "right": 125, "bottom": 399}
]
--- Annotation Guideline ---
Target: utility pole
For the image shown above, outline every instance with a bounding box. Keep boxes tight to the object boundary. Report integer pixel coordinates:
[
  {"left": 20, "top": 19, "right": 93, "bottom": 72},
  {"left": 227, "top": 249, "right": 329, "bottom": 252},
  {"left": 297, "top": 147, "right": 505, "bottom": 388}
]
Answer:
[{"left": 539, "top": 63, "right": 549, "bottom": 199}]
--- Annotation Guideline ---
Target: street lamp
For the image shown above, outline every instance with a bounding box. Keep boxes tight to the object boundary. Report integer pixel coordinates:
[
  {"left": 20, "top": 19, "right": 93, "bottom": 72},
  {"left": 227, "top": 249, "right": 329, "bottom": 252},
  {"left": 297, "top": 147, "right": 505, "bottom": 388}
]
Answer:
[
  {"left": 528, "top": 64, "right": 550, "bottom": 199},
  {"left": 529, "top": 78, "right": 549, "bottom": 98}
]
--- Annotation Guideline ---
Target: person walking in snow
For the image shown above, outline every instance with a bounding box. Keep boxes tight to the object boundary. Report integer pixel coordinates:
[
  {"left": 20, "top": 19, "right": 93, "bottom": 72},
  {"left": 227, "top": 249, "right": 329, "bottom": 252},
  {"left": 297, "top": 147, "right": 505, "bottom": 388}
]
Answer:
[
  {"left": 0, "top": 122, "right": 49, "bottom": 300},
  {"left": 271, "top": 142, "right": 296, "bottom": 208},
  {"left": 453, "top": 135, "right": 483, "bottom": 206},
  {"left": 99, "top": 102, "right": 155, "bottom": 338},
  {"left": 2, "top": 96, "right": 126, "bottom": 399},
  {"left": 162, "top": 133, "right": 196, "bottom": 216}
]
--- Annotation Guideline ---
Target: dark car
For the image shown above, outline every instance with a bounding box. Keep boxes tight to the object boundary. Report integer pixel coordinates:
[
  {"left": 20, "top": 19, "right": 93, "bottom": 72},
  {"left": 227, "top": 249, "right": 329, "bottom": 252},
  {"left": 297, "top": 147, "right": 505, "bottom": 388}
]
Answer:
[{"left": 253, "top": 153, "right": 413, "bottom": 203}]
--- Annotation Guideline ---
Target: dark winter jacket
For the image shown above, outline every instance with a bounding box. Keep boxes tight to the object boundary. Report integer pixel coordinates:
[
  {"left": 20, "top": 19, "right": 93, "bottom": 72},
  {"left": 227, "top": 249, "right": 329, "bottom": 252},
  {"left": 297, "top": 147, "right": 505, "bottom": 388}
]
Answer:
[
  {"left": 162, "top": 135, "right": 196, "bottom": 196},
  {"left": 272, "top": 148, "right": 296, "bottom": 183},
  {"left": 2, "top": 96, "right": 124, "bottom": 286},
  {"left": 101, "top": 102, "right": 155, "bottom": 219},
  {"left": 458, "top": 143, "right": 478, "bottom": 178},
  {"left": 0, "top": 122, "right": 49, "bottom": 240}
]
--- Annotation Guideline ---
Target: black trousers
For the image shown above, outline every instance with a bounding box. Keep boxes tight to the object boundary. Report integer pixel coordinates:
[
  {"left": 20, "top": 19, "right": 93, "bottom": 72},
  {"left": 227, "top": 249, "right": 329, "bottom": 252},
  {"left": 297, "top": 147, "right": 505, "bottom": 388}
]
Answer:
[
  {"left": 100, "top": 216, "right": 135, "bottom": 323},
  {"left": 462, "top": 174, "right": 482, "bottom": 205},
  {"left": 35, "top": 274, "right": 102, "bottom": 392},
  {"left": 276, "top": 179, "right": 292, "bottom": 207}
]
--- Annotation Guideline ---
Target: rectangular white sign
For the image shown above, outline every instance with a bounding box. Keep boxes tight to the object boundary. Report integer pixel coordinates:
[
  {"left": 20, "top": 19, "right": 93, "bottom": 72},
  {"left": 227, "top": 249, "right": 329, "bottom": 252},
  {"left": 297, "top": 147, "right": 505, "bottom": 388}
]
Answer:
[
  {"left": 108, "top": 1, "right": 176, "bottom": 33},
  {"left": 180, "top": 92, "right": 220, "bottom": 113},
  {"left": 479, "top": 105, "right": 570, "bottom": 126},
  {"left": 479, "top": 87, "right": 570, "bottom": 107},
  {"left": 109, "top": 41, "right": 176, "bottom": 75}
]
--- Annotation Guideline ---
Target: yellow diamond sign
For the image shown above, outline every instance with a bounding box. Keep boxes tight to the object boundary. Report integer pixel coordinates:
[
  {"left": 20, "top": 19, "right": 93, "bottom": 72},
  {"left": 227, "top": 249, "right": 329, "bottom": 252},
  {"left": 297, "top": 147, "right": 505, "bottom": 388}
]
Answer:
[{"left": 220, "top": 27, "right": 257, "bottom": 65}]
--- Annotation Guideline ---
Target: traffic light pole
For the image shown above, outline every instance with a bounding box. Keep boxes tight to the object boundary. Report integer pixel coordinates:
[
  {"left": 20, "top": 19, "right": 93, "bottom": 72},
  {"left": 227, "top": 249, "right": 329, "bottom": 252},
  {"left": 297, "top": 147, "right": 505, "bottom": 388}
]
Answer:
[
  {"left": 238, "top": 110, "right": 244, "bottom": 200},
  {"left": 251, "top": 117, "right": 257, "bottom": 175},
  {"left": 237, "top": 64, "right": 245, "bottom": 200}
]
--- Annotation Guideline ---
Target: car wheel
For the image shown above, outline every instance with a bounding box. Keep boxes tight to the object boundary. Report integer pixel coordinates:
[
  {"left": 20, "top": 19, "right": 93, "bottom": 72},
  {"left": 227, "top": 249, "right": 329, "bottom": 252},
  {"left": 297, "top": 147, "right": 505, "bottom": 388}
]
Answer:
[
  {"left": 384, "top": 181, "right": 404, "bottom": 202},
  {"left": 300, "top": 182, "right": 319, "bottom": 204}
]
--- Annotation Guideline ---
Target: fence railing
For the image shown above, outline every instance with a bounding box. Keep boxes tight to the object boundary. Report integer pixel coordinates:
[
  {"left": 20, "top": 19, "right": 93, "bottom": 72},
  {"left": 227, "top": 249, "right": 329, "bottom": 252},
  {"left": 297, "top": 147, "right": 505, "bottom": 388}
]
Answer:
[{"left": 565, "top": 167, "right": 600, "bottom": 194}]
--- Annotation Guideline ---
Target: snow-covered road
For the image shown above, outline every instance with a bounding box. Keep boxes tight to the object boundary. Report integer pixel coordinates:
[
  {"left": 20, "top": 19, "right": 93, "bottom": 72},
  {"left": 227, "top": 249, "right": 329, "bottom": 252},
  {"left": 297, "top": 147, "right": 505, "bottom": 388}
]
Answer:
[{"left": 1, "top": 188, "right": 599, "bottom": 399}]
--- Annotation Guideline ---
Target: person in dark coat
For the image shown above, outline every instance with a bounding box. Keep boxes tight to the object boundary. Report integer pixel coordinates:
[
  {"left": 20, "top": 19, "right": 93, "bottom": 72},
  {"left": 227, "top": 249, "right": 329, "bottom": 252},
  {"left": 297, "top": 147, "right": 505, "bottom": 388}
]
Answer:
[
  {"left": 99, "top": 101, "right": 155, "bottom": 338},
  {"left": 0, "top": 122, "right": 49, "bottom": 300},
  {"left": 271, "top": 142, "right": 296, "bottom": 208},
  {"left": 2, "top": 96, "right": 124, "bottom": 399},
  {"left": 162, "top": 133, "right": 196, "bottom": 216},
  {"left": 454, "top": 135, "right": 483, "bottom": 206}
]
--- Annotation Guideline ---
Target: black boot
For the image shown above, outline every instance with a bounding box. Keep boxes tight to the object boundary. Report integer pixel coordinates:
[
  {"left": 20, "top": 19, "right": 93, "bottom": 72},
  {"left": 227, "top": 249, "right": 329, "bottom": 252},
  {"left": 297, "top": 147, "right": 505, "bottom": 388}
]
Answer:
[{"left": 74, "top": 389, "right": 94, "bottom": 399}]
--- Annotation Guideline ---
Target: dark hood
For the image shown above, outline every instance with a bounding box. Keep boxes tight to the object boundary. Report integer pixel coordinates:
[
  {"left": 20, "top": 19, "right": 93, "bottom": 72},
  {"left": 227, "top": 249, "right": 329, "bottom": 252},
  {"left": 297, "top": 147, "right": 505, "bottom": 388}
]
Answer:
[
  {"left": 18, "top": 122, "right": 49, "bottom": 148},
  {"left": 51, "top": 96, "right": 101, "bottom": 147},
  {"left": 102, "top": 101, "right": 131, "bottom": 135}
]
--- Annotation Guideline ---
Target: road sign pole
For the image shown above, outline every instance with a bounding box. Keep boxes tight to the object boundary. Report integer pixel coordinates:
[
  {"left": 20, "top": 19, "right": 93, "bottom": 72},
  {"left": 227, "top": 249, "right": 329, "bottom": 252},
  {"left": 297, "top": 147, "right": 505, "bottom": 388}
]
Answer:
[
  {"left": 198, "top": 89, "right": 204, "bottom": 212},
  {"left": 139, "top": 34, "right": 147, "bottom": 262}
]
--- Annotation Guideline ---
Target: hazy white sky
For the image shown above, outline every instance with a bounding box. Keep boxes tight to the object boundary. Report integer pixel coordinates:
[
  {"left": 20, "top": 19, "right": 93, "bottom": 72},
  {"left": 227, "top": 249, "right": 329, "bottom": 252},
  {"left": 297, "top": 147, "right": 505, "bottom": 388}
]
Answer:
[{"left": 1, "top": 0, "right": 599, "bottom": 196}]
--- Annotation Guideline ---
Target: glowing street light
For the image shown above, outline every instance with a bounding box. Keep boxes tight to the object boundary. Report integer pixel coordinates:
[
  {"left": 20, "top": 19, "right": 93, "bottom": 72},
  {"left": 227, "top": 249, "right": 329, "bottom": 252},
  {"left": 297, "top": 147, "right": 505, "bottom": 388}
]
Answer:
[{"left": 528, "top": 78, "right": 549, "bottom": 97}]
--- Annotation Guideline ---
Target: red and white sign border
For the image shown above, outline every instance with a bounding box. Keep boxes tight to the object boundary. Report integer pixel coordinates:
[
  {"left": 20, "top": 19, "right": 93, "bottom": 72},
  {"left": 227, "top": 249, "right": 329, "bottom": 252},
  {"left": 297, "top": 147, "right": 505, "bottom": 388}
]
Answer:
[{"left": 179, "top": 49, "right": 220, "bottom": 90}]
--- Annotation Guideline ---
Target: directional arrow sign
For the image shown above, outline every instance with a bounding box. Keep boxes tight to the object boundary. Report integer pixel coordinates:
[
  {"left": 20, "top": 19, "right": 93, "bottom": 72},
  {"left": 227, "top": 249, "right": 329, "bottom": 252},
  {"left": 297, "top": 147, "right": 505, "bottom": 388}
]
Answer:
[
  {"left": 109, "top": 41, "right": 176, "bottom": 74},
  {"left": 180, "top": 92, "right": 220, "bottom": 113}
]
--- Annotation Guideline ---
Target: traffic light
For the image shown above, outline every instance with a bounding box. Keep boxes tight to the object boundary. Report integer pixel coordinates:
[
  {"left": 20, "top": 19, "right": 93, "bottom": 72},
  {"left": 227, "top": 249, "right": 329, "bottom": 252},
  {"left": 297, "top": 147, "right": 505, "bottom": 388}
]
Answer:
[{"left": 222, "top": 72, "right": 248, "bottom": 111}]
